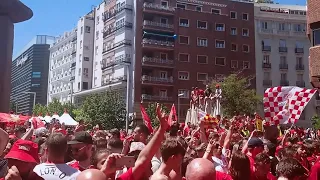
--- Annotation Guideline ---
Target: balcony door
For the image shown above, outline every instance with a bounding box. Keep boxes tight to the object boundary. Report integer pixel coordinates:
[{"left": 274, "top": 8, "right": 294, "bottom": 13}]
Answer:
[
  {"left": 160, "top": 53, "right": 167, "bottom": 60},
  {"left": 160, "top": 71, "right": 167, "bottom": 79},
  {"left": 159, "top": 89, "right": 167, "bottom": 97},
  {"left": 281, "top": 73, "right": 287, "bottom": 81}
]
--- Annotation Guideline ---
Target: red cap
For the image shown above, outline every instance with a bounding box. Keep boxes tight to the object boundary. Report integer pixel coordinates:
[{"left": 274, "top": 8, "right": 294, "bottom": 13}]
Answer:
[{"left": 5, "top": 139, "right": 39, "bottom": 163}]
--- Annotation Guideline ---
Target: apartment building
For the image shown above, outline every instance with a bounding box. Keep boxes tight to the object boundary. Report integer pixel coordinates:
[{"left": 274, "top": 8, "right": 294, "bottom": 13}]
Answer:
[
  {"left": 47, "top": 13, "right": 95, "bottom": 104},
  {"left": 133, "top": 0, "right": 256, "bottom": 120},
  {"left": 254, "top": 3, "right": 316, "bottom": 126}
]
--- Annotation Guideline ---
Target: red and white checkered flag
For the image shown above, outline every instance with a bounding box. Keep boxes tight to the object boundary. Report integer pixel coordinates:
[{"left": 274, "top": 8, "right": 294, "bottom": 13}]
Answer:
[{"left": 264, "top": 86, "right": 317, "bottom": 124}]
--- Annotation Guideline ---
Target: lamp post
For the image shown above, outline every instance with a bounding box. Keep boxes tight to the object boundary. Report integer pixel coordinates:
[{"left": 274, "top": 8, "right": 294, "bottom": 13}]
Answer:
[
  {"left": 23, "top": 92, "right": 36, "bottom": 111},
  {"left": 124, "top": 62, "right": 131, "bottom": 132},
  {"left": 177, "top": 93, "right": 185, "bottom": 122}
]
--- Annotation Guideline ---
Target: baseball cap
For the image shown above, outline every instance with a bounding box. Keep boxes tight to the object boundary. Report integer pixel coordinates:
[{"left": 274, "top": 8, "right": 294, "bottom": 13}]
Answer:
[
  {"left": 5, "top": 139, "right": 39, "bottom": 163},
  {"left": 248, "top": 137, "right": 264, "bottom": 148},
  {"left": 67, "top": 131, "right": 93, "bottom": 145}
]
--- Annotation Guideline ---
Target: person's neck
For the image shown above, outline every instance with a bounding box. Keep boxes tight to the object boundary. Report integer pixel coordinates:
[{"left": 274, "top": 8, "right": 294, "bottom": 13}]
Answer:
[
  {"left": 47, "top": 156, "right": 65, "bottom": 164},
  {"left": 79, "top": 158, "right": 91, "bottom": 168},
  {"left": 157, "top": 162, "right": 173, "bottom": 176}
]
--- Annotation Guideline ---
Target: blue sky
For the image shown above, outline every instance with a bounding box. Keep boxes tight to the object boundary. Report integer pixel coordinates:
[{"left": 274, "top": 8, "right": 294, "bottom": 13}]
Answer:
[{"left": 14, "top": 0, "right": 306, "bottom": 56}]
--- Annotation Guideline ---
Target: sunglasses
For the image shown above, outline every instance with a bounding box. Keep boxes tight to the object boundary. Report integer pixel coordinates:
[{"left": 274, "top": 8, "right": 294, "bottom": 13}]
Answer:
[{"left": 71, "top": 146, "right": 86, "bottom": 153}]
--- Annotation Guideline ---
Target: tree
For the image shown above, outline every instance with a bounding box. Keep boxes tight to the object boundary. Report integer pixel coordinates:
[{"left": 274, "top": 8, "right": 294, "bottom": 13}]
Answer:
[
  {"left": 10, "top": 102, "right": 17, "bottom": 113},
  {"left": 312, "top": 115, "right": 320, "bottom": 130},
  {"left": 210, "top": 74, "right": 261, "bottom": 117},
  {"left": 33, "top": 103, "right": 48, "bottom": 116},
  {"left": 76, "top": 91, "right": 126, "bottom": 130},
  {"left": 33, "top": 99, "right": 76, "bottom": 118},
  {"left": 145, "top": 103, "right": 170, "bottom": 127},
  {"left": 47, "top": 98, "right": 64, "bottom": 115}
]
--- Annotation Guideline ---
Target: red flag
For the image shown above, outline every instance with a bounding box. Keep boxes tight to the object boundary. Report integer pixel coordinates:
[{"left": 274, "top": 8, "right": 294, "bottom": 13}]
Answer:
[
  {"left": 140, "top": 104, "right": 153, "bottom": 133},
  {"left": 31, "top": 117, "right": 45, "bottom": 129},
  {"left": 168, "top": 104, "right": 177, "bottom": 126}
]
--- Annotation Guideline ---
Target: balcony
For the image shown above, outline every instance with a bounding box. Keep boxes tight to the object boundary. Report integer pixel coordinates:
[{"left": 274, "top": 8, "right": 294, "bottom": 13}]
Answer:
[
  {"left": 101, "top": 56, "right": 131, "bottom": 70},
  {"left": 142, "top": 39, "right": 174, "bottom": 50},
  {"left": 262, "top": 46, "right": 271, "bottom": 52},
  {"left": 296, "top": 64, "right": 304, "bottom": 71},
  {"left": 280, "top": 80, "right": 289, "bottom": 86},
  {"left": 277, "top": 30, "right": 290, "bottom": 36},
  {"left": 262, "top": 63, "right": 271, "bottom": 69},
  {"left": 296, "top": 81, "right": 305, "bottom": 87},
  {"left": 70, "top": 62, "right": 76, "bottom": 68},
  {"left": 70, "top": 76, "right": 75, "bottom": 81},
  {"left": 102, "top": 40, "right": 132, "bottom": 54},
  {"left": 71, "top": 48, "right": 76, "bottom": 55},
  {"left": 143, "top": 3, "right": 175, "bottom": 15},
  {"left": 295, "top": 48, "right": 304, "bottom": 54},
  {"left": 141, "top": 94, "right": 173, "bottom": 101},
  {"left": 142, "top": 57, "right": 173, "bottom": 68},
  {"left": 143, "top": 20, "right": 174, "bottom": 32},
  {"left": 263, "top": 80, "right": 272, "bottom": 86},
  {"left": 291, "top": 31, "right": 306, "bottom": 37},
  {"left": 141, "top": 75, "right": 173, "bottom": 86},
  {"left": 279, "top": 47, "right": 288, "bottom": 53},
  {"left": 103, "top": 5, "right": 133, "bottom": 22},
  {"left": 259, "top": 28, "right": 273, "bottom": 34},
  {"left": 101, "top": 76, "right": 127, "bottom": 86},
  {"left": 103, "top": 22, "right": 133, "bottom": 38},
  {"left": 72, "top": 37, "right": 77, "bottom": 42},
  {"left": 279, "top": 64, "right": 288, "bottom": 70}
]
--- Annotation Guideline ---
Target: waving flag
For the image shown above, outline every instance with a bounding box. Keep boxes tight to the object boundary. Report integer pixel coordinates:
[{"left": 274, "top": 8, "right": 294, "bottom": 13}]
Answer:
[
  {"left": 140, "top": 104, "right": 153, "bottom": 133},
  {"left": 167, "top": 104, "right": 177, "bottom": 126}
]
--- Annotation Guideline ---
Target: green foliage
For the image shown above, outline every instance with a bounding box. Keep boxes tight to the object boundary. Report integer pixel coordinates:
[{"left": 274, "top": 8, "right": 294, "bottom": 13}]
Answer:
[
  {"left": 211, "top": 74, "right": 261, "bottom": 117},
  {"left": 9, "top": 102, "right": 17, "bottom": 113},
  {"left": 76, "top": 91, "right": 126, "bottom": 130},
  {"left": 33, "top": 103, "right": 48, "bottom": 116},
  {"left": 47, "top": 98, "right": 64, "bottom": 115},
  {"left": 312, "top": 115, "right": 320, "bottom": 130},
  {"left": 32, "top": 99, "right": 76, "bottom": 117},
  {"left": 145, "top": 103, "right": 170, "bottom": 127}
]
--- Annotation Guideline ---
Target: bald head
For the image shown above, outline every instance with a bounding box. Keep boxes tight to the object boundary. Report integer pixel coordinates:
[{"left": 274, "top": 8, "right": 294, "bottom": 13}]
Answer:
[
  {"left": 76, "top": 169, "right": 106, "bottom": 180},
  {"left": 185, "top": 158, "right": 216, "bottom": 180}
]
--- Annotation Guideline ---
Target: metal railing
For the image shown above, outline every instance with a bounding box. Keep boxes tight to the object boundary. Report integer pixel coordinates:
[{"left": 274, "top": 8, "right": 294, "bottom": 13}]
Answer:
[
  {"left": 103, "top": 22, "right": 133, "bottom": 37},
  {"left": 295, "top": 48, "right": 304, "bottom": 53},
  {"left": 103, "top": 5, "right": 133, "bottom": 22},
  {"left": 101, "top": 76, "right": 127, "bottom": 86},
  {"left": 296, "top": 64, "right": 304, "bottom": 70},
  {"left": 102, "top": 40, "right": 132, "bottom": 54},
  {"left": 141, "top": 94, "right": 173, "bottom": 101},
  {"left": 143, "top": 3, "right": 175, "bottom": 12},
  {"left": 279, "top": 64, "right": 288, "bottom": 70},
  {"left": 101, "top": 57, "right": 131, "bottom": 70},
  {"left": 141, "top": 75, "right": 173, "bottom": 83},
  {"left": 143, "top": 20, "right": 174, "bottom": 29},
  {"left": 279, "top": 47, "right": 288, "bottom": 52},
  {"left": 262, "top": 46, "right": 271, "bottom": 51},
  {"left": 142, "top": 57, "right": 173, "bottom": 65},
  {"left": 262, "top": 63, "right": 271, "bottom": 68},
  {"left": 142, "top": 39, "right": 174, "bottom": 47}
]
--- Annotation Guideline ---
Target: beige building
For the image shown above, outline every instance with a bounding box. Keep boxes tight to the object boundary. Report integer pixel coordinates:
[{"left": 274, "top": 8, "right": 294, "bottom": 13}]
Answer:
[{"left": 254, "top": 3, "right": 317, "bottom": 127}]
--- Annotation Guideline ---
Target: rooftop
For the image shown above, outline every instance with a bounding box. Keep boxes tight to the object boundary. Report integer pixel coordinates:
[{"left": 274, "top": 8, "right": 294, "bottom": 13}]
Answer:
[{"left": 255, "top": 3, "right": 307, "bottom": 11}]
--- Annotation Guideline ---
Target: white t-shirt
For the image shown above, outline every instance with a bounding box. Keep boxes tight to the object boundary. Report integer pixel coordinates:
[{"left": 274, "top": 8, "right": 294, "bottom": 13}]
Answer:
[
  {"left": 33, "top": 163, "right": 80, "bottom": 180},
  {"left": 212, "top": 155, "right": 228, "bottom": 173}
]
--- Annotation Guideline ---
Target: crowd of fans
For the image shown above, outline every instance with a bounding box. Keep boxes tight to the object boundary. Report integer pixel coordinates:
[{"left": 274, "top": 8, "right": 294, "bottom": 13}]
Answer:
[{"left": 0, "top": 104, "right": 320, "bottom": 180}]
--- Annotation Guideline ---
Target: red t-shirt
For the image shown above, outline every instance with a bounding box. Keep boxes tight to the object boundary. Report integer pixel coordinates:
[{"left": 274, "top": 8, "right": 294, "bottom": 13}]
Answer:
[
  {"left": 251, "top": 172, "right": 276, "bottom": 180},
  {"left": 247, "top": 155, "right": 255, "bottom": 173},
  {"left": 67, "top": 160, "right": 86, "bottom": 171},
  {"left": 309, "top": 160, "right": 320, "bottom": 180},
  {"left": 216, "top": 171, "right": 233, "bottom": 180},
  {"left": 117, "top": 167, "right": 133, "bottom": 180}
]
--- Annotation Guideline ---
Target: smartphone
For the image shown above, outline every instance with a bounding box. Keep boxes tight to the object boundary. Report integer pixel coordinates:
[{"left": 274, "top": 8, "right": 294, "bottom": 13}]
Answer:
[{"left": 115, "top": 156, "right": 135, "bottom": 168}]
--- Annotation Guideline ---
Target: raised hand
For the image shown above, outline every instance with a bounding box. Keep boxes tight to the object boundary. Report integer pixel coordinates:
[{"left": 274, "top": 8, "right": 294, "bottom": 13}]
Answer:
[
  {"left": 101, "top": 153, "right": 124, "bottom": 176},
  {"left": 5, "top": 166, "right": 21, "bottom": 180}
]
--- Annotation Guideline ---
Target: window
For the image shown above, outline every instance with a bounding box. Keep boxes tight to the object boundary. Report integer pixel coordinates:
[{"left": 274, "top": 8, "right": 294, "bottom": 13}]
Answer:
[
  {"left": 215, "top": 74, "right": 224, "bottom": 82},
  {"left": 197, "top": 21, "right": 207, "bottom": 29},
  {"left": 83, "top": 82, "right": 88, "bottom": 90},
  {"left": 243, "top": 61, "right": 250, "bottom": 69},
  {"left": 197, "top": 73, "right": 208, "bottom": 81},
  {"left": 231, "top": 60, "right": 238, "bottom": 68},
  {"left": 96, "top": 31, "right": 99, "bottom": 40},
  {"left": 80, "top": 26, "right": 83, "bottom": 34},
  {"left": 177, "top": 3, "right": 186, "bottom": 9},
  {"left": 197, "top": 38, "right": 208, "bottom": 47},
  {"left": 178, "top": 71, "right": 189, "bottom": 80},
  {"left": 215, "top": 57, "right": 226, "bottom": 66},
  {"left": 78, "top": 82, "right": 80, "bottom": 90},
  {"left": 179, "top": 36, "right": 189, "bottom": 44},
  {"left": 179, "top": 54, "right": 189, "bottom": 62},
  {"left": 281, "top": 73, "right": 287, "bottom": 81},
  {"left": 215, "top": 40, "right": 225, "bottom": 48},
  {"left": 313, "top": 29, "right": 320, "bottom": 46},
  {"left": 216, "top": 24, "right": 225, "bottom": 31},
  {"left": 264, "top": 72, "right": 271, "bottom": 80},
  {"left": 80, "top": 40, "right": 82, "bottom": 49},
  {"left": 279, "top": 39, "right": 286, "bottom": 47},
  {"left": 79, "top": 54, "right": 82, "bottom": 62},
  {"left": 178, "top": 89, "right": 189, "bottom": 98},
  {"left": 242, "top": 29, "right": 249, "bottom": 37},
  {"left": 161, "top": 1, "right": 168, "bottom": 8},
  {"left": 263, "top": 55, "right": 270, "bottom": 64},
  {"left": 160, "top": 18, "right": 168, "bottom": 24},
  {"left": 278, "top": 23, "right": 288, "bottom": 31},
  {"left": 296, "top": 41, "right": 303, "bottom": 48},
  {"left": 160, "top": 53, "right": 167, "bottom": 60},
  {"left": 159, "top": 71, "right": 167, "bottom": 79},
  {"left": 231, "top": 27, "right": 237, "bottom": 35},
  {"left": 212, "top": 9, "right": 221, "bottom": 14},
  {"left": 296, "top": 57, "right": 303, "bottom": 65},
  {"left": 159, "top": 90, "right": 167, "bottom": 97},
  {"left": 262, "top": 39, "right": 271, "bottom": 47},
  {"left": 197, "top": 55, "right": 208, "bottom": 64},
  {"left": 230, "top": 11, "right": 237, "bottom": 19},
  {"left": 196, "top": 6, "right": 202, "bottom": 12},
  {"left": 297, "top": 74, "right": 303, "bottom": 81},
  {"left": 32, "top": 72, "right": 41, "bottom": 78},
  {"left": 85, "top": 26, "right": 91, "bottom": 33},
  {"left": 243, "top": 45, "right": 249, "bottom": 53},
  {"left": 83, "top": 68, "right": 89, "bottom": 74},
  {"left": 242, "top": 13, "right": 249, "bottom": 20},
  {"left": 280, "top": 56, "right": 287, "bottom": 64},
  {"left": 84, "top": 57, "right": 89, "bottom": 61},
  {"left": 231, "top": 43, "right": 237, "bottom": 51},
  {"left": 84, "top": 45, "right": 89, "bottom": 50},
  {"left": 31, "top": 84, "right": 40, "bottom": 87},
  {"left": 78, "top": 68, "right": 81, "bottom": 76},
  {"left": 179, "top": 18, "right": 189, "bottom": 27},
  {"left": 261, "top": 21, "right": 268, "bottom": 29}
]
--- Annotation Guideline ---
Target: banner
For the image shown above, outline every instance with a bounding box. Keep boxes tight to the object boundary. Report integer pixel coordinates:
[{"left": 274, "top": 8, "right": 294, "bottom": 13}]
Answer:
[
  {"left": 168, "top": 104, "right": 177, "bottom": 126},
  {"left": 140, "top": 104, "right": 153, "bottom": 133}
]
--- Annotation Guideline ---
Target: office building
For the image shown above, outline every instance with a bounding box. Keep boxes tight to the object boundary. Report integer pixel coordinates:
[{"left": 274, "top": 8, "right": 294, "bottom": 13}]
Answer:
[
  {"left": 11, "top": 35, "right": 55, "bottom": 114},
  {"left": 254, "top": 3, "right": 316, "bottom": 126}
]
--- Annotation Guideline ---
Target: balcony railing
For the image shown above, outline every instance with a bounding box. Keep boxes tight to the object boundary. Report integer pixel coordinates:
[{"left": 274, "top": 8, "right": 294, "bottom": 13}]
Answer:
[
  {"left": 280, "top": 80, "right": 289, "bottom": 86},
  {"left": 143, "top": 20, "right": 174, "bottom": 29},
  {"left": 141, "top": 94, "right": 173, "bottom": 101},
  {"left": 101, "top": 76, "right": 127, "bottom": 86},
  {"left": 277, "top": 30, "right": 290, "bottom": 35},
  {"left": 102, "top": 40, "right": 132, "bottom": 54},
  {"left": 103, "top": 5, "right": 133, "bottom": 22},
  {"left": 101, "top": 57, "right": 131, "bottom": 70},
  {"left": 295, "top": 48, "right": 304, "bottom": 53},
  {"left": 263, "top": 80, "right": 272, "bottom": 86},
  {"left": 143, "top": 3, "right": 175, "bottom": 13},
  {"left": 260, "top": 29, "right": 273, "bottom": 34},
  {"left": 296, "top": 64, "right": 304, "bottom": 70},
  {"left": 142, "top": 39, "right": 174, "bottom": 49},
  {"left": 292, "top": 31, "right": 306, "bottom": 36},
  {"left": 262, "top": 46, "right": 271, "bottom": 52},
  {"left": 279, "top": 47, "right": 288, "bottom": 53},
  {"left": 279, "top": 64, "right": 288, "bottom": 70},
  {"left": 70, "top": 76, "right": 75, "bottom": 81},
  {"left": 70, "top": 62, "right": 76, "bottom": 68},
  {"left": 296, "top": 81, "right": 305, "bottom": 87},
  {"left": 141, "top": 75, "right": 173, "bottom": 84},
  {"left": 142, "top": 57, "right": 173, "bottom": 67},
  {"left": 103, "top": 22, "right": 133, "bottom": 38},
  {"left": 262, "top": 63, "right": 271, "bottom": 69},
  {"left": 71, "top": 48, "right": 76, "bottom": 55}
]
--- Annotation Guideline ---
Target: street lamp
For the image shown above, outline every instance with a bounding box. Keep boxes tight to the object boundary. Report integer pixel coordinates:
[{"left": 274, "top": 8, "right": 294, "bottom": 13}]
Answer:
[
  {"left": 178, "top": 93, "right": 185, "bottom": 122},
  {"left": 23, "top": 91, "right": 36, "bottom": 110},
  {"left": 123, "top": 62, "right": 131, "bottom": 132}
]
